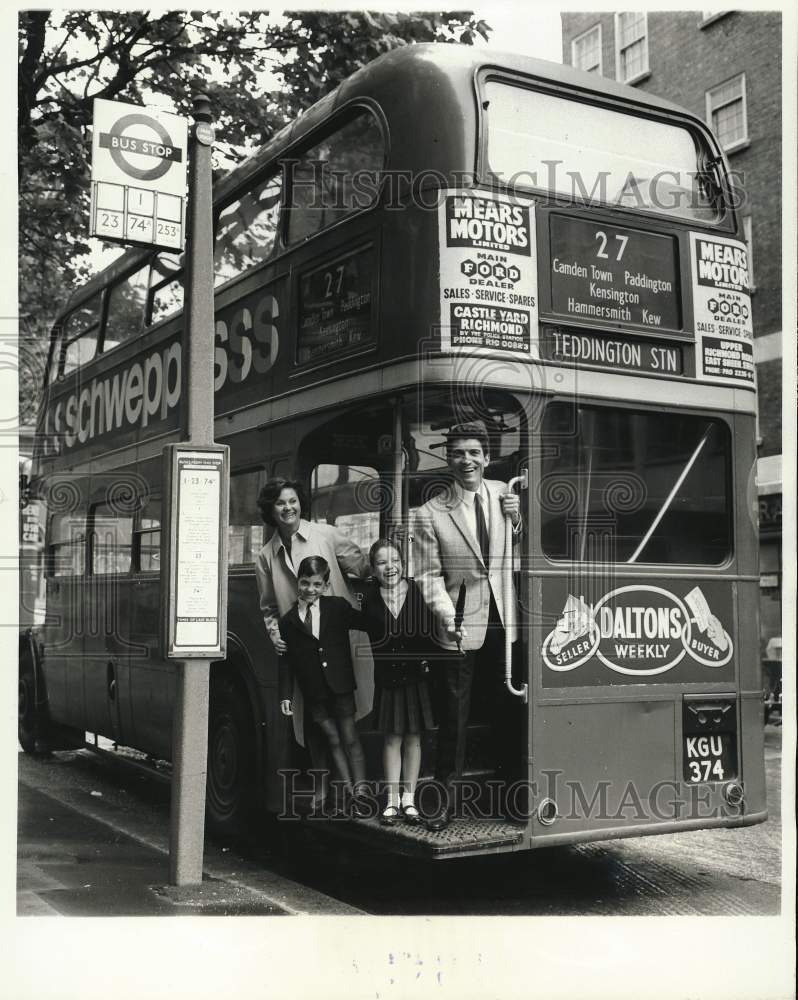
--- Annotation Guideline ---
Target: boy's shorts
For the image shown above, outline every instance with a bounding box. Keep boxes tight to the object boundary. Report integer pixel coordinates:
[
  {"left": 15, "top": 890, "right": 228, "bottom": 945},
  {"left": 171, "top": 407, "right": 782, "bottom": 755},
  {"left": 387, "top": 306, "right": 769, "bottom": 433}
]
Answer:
[{"left": 307, "top": 691, "right": 356, "bottom": 725}]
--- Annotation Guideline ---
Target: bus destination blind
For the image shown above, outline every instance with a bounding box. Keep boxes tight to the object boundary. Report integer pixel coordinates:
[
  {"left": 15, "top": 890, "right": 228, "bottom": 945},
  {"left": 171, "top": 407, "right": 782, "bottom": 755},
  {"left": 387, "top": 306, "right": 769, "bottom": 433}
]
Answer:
[
  {"left": 540, "top": 325, "right": 683, "bottom": 376},
  {"left": 297, "top": 247, "right": 374, "bottom": 365},
  {"left": 548, "top": 216, "right": 680, "bottom": 333}
]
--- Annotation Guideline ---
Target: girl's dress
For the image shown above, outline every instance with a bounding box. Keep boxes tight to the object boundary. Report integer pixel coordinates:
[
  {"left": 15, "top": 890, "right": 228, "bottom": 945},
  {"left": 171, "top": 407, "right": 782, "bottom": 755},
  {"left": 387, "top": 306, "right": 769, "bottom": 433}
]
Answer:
[{"left": 361, "top": 579, "right": 436, "bottom": 735}]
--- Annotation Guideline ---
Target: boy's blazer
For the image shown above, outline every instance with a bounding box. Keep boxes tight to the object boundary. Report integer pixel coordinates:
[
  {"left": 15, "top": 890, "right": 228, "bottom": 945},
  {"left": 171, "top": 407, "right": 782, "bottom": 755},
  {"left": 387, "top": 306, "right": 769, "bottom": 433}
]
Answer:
[
  {"left": 413, "top": 478, "right": 519, "bottom": 651},
  {"left": 278, "top": 595, "right": 366, "bottom": 703}
]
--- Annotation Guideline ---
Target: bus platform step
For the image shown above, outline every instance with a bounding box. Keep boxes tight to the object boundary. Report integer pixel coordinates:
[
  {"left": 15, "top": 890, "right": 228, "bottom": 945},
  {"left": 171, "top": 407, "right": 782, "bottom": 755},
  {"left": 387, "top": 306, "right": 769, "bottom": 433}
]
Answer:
[{"left": 310, "top": 814, "right": 526, "bottom": 859}]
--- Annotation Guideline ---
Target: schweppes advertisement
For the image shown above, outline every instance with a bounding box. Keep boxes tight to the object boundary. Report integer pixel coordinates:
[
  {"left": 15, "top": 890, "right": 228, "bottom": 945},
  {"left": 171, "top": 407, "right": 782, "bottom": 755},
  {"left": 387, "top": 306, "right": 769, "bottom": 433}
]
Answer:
[{"left": 541, "top": 580, "right": 734, "bottom": 687}]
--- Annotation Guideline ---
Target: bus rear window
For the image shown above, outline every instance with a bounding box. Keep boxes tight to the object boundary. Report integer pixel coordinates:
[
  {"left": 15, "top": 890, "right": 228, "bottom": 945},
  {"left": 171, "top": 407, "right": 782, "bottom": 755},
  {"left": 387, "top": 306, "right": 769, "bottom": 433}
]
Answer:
[
  {"left": 540, "top": 403, "right": 731, "bottom": 565},
  {"left": 484, "top": 80, "right": 718, "bottom": 223}
]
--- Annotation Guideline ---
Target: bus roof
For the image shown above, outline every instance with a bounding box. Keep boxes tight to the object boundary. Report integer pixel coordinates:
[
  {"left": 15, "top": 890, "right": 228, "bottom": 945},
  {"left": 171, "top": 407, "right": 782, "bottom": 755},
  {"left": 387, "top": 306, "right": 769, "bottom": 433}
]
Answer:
[{"left": 61, "top": 43, "right": 713, "bottom": 317}]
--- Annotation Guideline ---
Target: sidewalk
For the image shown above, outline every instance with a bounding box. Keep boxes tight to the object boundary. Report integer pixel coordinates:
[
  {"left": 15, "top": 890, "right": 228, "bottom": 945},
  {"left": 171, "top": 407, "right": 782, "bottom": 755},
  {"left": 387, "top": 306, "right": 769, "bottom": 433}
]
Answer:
[
  {"left": 17, "top": 750, "right": 363, "bottom": 917},
  {"left": 18, "top": 782, "right": 287, "bottom": 916}
]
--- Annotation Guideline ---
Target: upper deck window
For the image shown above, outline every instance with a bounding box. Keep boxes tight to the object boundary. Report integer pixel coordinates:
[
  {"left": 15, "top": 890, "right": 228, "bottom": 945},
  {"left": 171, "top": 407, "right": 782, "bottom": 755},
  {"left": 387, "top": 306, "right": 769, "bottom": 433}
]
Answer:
[
  {"left": 51, "top": 296, "right": 102, "bottom": 381},
  {"left": 214, "top": 172, "right": 282, "bottom": 286},
  {"left": 149, "top": 253, "right": 184, "bottom": 323},
  {"left": 105, "top": 265, "right": 149, "bottom": 350},
  {"left": 484, "top": 80, "right": 718, "bottom": 223},
  {"left": 286, "top": 110, "right": 384, "bottom": 245}
]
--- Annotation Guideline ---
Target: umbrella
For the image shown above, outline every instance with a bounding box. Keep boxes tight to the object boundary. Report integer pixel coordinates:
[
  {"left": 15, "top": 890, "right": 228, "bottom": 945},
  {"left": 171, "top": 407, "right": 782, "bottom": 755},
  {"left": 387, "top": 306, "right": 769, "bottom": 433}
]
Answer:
[{"left": 454, "top": 578, "right": 466, "bottom": 656}]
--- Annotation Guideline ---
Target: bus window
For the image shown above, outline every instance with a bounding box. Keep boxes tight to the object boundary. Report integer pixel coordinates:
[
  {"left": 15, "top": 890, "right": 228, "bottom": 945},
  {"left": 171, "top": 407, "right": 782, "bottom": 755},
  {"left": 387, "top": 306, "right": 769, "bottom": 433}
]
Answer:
[
  {"left": 104, "top": 265, "right": 149, "bottom": 351},
  {"left": 484, "top": 80, "right": 717, "bottom": 222},
  {"left": 149, "top": 253, "right": 184, "bottom": 324},
  {"left": 47, "top": 513, "right": 86, "bottom": 577},
  {"left": 310, "top": 464, "right": 381, "bottom": 553},
  {"left": 228, "top": 468, "right": 266, "bottom": 565},
  {"left": 91, "top": 503, "right": 133, "bottom": 575},
  {"left": 134, "top": 496, "right": 161, "bottom": 572},
  {"left": 286, "top": 110, "right": 384, "bottom": 245},
  {"left": 56, "top": 296, "right": 102, "bottom": 379},
  {"left": 540, "top": 404, "right": 732, "bottom": 565},
  {"left": 214, "top": 173, "right": 282, "bottom": 286}
]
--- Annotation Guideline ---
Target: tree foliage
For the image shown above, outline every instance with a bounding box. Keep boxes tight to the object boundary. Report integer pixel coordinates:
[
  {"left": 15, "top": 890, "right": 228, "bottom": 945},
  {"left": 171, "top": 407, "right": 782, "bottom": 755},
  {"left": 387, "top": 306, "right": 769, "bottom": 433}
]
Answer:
[{"left": 18, "top": 10, "right": 490, "bottom": 351}]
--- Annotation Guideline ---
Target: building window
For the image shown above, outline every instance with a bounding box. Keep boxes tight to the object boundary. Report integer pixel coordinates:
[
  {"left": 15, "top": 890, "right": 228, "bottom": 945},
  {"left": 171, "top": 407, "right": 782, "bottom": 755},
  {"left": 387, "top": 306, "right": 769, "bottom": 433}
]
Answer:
[
  {"left": 743, "top": 215, "right": 755, "bottom": 291},
  {"left": 706, "top": 75, "right": 748, "bottom": 152},
  {"left": 615, "top": 12, "right": 649, "bottom": 83},
  {"left": 572, "top": 24, "right": 602, "bottom": 74}
]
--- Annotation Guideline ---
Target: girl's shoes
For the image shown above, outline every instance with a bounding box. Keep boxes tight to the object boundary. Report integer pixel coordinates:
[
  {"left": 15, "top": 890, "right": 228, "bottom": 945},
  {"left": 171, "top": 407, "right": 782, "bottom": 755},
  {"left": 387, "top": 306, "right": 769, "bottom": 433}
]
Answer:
[
  {"left": 380, "top": 805, "right": 400, "bottom": 826},
  {"left": 401, "top": 803, "right": 421, "bottom": 825}
]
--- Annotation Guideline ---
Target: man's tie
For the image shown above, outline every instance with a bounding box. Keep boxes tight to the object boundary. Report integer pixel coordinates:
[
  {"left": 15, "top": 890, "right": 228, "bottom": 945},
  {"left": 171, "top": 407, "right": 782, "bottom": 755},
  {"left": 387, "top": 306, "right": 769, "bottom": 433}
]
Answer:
[{"left": 475, "top": 493, "right": 490, "bottom": 564}]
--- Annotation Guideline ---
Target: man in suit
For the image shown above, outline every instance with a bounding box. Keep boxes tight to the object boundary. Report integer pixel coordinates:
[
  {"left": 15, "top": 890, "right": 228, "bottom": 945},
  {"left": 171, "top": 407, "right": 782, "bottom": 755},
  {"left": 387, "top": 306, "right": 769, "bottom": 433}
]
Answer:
[{"left": 413, "top": 421, "right": 524, "bottom": 829}]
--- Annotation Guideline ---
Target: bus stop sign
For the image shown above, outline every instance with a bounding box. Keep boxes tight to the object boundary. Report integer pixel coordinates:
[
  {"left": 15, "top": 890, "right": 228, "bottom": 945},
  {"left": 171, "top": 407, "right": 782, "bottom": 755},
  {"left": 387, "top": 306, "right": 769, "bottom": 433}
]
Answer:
[{"left": 90, "top": 98, "right": 188, "bottom": 251}]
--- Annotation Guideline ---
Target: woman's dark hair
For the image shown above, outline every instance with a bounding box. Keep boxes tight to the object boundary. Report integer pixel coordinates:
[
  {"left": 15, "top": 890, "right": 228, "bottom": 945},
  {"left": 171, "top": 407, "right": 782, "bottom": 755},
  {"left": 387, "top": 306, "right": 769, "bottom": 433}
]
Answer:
[
  {"left": 297, "top": 555, "right": 330, "bottom": 581},
  {"left": 368, "top": 537, "right": 402, "bottom": 568},
  {"left": 256, "top": 477, "right": 309, "bottom": 527}
]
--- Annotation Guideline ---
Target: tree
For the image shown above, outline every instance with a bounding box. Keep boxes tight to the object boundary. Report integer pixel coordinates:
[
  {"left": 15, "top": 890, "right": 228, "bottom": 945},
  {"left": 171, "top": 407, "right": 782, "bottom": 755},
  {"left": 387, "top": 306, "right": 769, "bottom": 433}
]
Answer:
[{"left": 18, "top": 10, "right": 490, "bottom": 372}]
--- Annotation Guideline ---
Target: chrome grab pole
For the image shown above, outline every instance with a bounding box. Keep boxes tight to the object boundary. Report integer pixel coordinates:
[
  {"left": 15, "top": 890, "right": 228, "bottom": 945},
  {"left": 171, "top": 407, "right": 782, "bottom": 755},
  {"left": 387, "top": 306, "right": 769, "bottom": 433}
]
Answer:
[{"left": 504, "top": 470, "right": 528, "bottom": 703}]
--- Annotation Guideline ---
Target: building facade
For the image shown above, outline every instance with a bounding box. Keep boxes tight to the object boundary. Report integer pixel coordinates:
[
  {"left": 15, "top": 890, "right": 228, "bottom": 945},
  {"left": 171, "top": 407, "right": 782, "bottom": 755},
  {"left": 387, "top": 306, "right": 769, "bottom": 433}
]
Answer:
[{"left": 562, "top": 10, "right": 783, "bottom": 668}]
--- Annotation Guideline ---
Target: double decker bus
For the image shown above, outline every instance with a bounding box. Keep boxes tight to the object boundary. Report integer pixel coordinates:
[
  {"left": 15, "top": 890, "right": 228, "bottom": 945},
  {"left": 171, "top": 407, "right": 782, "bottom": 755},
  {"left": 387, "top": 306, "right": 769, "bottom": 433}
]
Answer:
[{"left": 20, "top": 44, "right": 765, "bottom": 857}]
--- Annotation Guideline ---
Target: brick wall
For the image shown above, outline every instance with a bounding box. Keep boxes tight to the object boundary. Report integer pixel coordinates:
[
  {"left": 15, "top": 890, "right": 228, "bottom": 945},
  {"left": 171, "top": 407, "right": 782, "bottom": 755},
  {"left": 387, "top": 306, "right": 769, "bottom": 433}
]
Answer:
[{"left": 757, "top": 358, "right": 782, "bottom": 458}]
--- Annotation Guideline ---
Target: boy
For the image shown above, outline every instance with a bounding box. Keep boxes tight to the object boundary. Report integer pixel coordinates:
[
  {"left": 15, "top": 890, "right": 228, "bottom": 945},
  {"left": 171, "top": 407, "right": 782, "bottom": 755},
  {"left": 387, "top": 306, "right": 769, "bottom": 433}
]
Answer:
[{"left": 278, "top": 556, "right": 369, "bottom": 816}]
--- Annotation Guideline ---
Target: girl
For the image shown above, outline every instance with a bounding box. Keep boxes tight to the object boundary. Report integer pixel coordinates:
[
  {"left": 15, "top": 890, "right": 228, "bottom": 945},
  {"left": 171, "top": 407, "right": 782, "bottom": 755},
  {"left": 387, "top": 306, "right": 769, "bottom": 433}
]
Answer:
[{"left": 361, "top": 539, "right": 436, "bottom": 825}]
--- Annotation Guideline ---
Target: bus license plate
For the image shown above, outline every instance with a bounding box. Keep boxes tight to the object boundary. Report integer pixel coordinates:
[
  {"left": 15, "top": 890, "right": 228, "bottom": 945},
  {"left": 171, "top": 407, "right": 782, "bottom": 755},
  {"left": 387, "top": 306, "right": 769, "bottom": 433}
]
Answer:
[{"left": 683, "top": 733, "right": 737, "bottom": 783}]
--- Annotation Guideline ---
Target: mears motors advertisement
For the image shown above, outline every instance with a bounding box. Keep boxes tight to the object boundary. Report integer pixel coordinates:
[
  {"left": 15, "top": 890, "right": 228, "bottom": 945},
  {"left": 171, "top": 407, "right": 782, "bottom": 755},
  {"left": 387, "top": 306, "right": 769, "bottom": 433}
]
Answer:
[
  {"left": 541, "top": 581, "right": 735, "bottom": 687},
  {"left": 438, "top": 190, "right": 538, "bottom": 356},
  {"left": 689, "top": 232, "right": 754, "bottom": 385}
]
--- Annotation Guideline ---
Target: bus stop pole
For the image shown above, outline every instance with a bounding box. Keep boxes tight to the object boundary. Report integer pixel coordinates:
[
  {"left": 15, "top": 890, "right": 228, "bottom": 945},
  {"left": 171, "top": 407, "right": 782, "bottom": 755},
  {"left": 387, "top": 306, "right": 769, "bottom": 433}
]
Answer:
[{"left": 169, "top": 91, "right": 216, "bottom": 886}]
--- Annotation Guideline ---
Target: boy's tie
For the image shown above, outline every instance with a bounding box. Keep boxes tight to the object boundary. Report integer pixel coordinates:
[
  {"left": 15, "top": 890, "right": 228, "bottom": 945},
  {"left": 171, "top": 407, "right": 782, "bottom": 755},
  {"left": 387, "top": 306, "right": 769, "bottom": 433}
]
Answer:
[{"left": 303, "top": 604, "right": 313, "bottom": 633}]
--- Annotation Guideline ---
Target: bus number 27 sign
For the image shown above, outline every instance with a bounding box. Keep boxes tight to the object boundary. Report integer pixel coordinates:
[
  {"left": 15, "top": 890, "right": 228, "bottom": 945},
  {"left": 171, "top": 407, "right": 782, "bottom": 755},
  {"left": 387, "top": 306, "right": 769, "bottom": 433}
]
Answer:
[{"left": 90, "top": 98, "right": 188, "bottom": 251}]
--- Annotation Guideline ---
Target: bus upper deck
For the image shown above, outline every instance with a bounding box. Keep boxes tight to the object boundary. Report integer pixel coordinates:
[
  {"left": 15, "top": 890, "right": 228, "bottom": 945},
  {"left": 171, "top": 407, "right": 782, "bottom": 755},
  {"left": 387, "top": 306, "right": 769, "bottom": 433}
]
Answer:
[{"left": 36, "top": 44, "right": 751, "bottom": 475}]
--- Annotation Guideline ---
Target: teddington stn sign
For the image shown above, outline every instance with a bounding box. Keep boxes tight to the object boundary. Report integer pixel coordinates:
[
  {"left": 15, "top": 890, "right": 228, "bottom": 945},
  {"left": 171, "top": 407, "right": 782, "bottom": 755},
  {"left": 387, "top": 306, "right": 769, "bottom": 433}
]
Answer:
[{"left": 90, "top": 98, "right": 188, "bottom": 251}]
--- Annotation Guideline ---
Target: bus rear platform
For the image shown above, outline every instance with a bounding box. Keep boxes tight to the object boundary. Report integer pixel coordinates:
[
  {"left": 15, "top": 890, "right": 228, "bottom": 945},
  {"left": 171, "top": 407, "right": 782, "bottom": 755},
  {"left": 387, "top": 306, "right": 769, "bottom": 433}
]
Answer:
[{"left": 305, "top": 812, "right": 526, "bottom": 860}]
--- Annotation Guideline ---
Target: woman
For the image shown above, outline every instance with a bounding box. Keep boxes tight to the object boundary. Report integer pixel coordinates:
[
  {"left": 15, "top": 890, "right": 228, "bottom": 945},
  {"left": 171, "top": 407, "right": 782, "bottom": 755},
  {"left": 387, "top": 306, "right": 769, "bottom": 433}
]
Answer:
[{"left": 254, "top": 477, "right": 373, "bottom": 811}]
